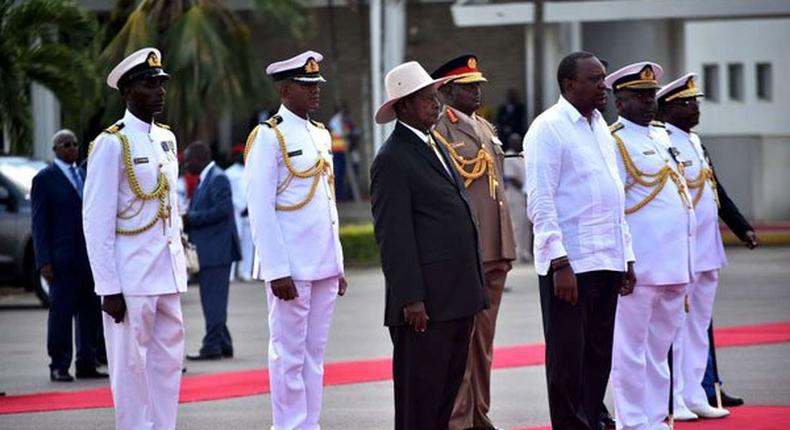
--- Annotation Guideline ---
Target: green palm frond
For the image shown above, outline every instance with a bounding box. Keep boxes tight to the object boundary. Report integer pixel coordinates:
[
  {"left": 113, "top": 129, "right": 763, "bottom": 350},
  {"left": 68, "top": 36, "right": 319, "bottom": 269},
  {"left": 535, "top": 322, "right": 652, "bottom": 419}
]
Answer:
[{"left": 0, "top": 0, "right": 96, "bottom": 154}]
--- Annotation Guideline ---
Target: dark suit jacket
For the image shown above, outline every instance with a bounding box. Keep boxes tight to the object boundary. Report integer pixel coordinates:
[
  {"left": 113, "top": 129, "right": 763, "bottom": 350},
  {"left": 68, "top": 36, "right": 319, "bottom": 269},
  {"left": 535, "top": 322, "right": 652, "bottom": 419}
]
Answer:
[
  {"left": 31, "top": 163, "right": 91, "bottom": 274},
  {"left": 187, "top": 165, "right": 241, "bottom": 268},
  {"left": 702, "top": 144, "right": 753, "bottom": 240},
  {"left": 370, "top": 122, "right": 488, "bottom": 327}
]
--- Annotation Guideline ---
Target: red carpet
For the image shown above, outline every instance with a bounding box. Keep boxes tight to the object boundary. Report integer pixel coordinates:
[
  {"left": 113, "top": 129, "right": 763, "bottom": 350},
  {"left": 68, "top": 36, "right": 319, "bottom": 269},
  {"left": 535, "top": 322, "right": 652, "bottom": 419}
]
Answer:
[
  {"left": 512, "top": 405, "right": 790, "bottom": 430},
  {"left": 1, "top": 321, "right": 788, "bottom": 415}
]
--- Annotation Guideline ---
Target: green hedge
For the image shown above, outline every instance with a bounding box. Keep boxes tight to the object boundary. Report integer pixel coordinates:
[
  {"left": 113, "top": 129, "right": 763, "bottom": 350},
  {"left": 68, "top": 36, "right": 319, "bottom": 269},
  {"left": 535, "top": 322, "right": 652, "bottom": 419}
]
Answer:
[{"left": 340, "top": 223, "right": 380, "bottom": 267}]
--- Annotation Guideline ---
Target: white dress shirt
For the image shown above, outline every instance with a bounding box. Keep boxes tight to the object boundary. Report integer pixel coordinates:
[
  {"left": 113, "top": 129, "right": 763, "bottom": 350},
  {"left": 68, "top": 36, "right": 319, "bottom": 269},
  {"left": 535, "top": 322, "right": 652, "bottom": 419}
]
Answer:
[
  {"left": 83, "top": 110, "right": 187, "bottom": 296},
  {"left": 614, "top": 117, "right": 696, "bottom": 285},
  {"left": 665, "top": 123, "right": 726, "bottom": 272},
  {"left": 245, "top": 104, "right": 344, "bottom": 282},
  {"left": 524, "top": 96, "right": 634, "bottom": 276},
  {"left": 399, "top": 120, "right": 451, "bottom": 174}
]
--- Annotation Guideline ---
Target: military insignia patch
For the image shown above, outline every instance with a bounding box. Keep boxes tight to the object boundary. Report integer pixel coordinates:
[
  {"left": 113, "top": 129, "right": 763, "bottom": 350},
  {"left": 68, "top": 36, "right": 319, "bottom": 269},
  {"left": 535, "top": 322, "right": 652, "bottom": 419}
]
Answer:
[
  {"left": 640, "top": 66, "right": 655, "bottom": 81},
  {"left": 161, "top": 141, "right": 175, "bottom": 153},
  {"left": 287, "top": 150, "right": 303, "bottom": 157},
  {"left": 133, "top": 157, "right": 149, "bottom": 164},
  {"left": 467, "top": 57, "right": 477, "bottom": 70},
  {"left": 305, "top": 58, "right": 320, "bottom": 73},
  {"left": 147, "top": 52, "right": 162, "bottom": 68}
]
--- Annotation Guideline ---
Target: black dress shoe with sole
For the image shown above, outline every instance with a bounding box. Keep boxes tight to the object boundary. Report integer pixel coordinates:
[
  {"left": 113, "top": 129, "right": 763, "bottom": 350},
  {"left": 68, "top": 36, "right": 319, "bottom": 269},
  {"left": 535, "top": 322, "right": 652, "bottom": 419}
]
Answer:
[
  {"left": 76, "top": 368, "right": 109, "bottom": 379},
  {"left": 50, "top": 369, "right": 74, "bottom": 382},
  {"left": 709, "top": 390, "right": 745, "bottom": 407},
  {"left": 186, "top": 352, "right": 223, "bottom": 361},
  {"left": 222, "top": 350, "right": 234, "bottom": 358}
]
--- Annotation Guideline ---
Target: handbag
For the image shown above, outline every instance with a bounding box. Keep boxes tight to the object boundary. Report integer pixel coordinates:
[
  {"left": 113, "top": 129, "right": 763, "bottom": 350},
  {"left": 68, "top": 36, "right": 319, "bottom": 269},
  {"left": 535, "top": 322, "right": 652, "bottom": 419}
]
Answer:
[{"left": 182, "top": 233, "right": 200, "bottom": 275}]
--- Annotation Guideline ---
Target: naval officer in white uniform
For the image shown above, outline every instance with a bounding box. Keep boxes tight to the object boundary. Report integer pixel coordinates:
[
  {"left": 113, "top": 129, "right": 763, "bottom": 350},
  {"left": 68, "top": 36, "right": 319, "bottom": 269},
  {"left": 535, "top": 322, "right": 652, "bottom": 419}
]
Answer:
[
  {"left": 244, "top": 50, "right": 347, "bottom": 430},
  {"left": 606, "top": 62, "right": 696, "bottom": 430},
  {"left": 658, "top": 73, "right": 731, "bottom": 420},
  {"left": 83, "top": 47, "right": 187, "bottom": 430}
]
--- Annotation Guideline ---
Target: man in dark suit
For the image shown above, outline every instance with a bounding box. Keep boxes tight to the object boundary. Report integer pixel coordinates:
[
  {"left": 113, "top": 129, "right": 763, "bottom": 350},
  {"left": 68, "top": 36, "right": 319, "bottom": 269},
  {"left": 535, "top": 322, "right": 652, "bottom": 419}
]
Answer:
[
  {"left": 31, "top": 129, "right": 106, "bottom": 382},
  {"left": 183, "top": 142, "right": 241, "bottom": 360},
  {"left": 370, "top": 61, "right": 488, "bottom": 430}
]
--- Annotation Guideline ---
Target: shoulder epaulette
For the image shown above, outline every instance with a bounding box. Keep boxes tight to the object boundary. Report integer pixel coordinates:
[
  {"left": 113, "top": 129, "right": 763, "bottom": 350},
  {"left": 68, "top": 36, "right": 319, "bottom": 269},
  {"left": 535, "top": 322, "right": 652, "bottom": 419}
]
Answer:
[
  {"left": 155, "top": 122, "right": 170, "bottom": 130},
  {"left": 104, "top": 122, "right": 125, "bottom": 134},
  {"left": 650, "top": 120, "right": 665, "bottom": 128},
  {"left": 263, "top": 115, "right": 283, "bottom": 128},
  {"left": 309, "top": 118, "right": 326, "bottom": 129},
  {"left": 609, "top": 122, "right": 623, "bottom": 133},
  {"left": 446, "top": 108, "right": 460, "bottom": 124},
  {"left": 89, "top": 123, "right": 124, "bottom": 155}
]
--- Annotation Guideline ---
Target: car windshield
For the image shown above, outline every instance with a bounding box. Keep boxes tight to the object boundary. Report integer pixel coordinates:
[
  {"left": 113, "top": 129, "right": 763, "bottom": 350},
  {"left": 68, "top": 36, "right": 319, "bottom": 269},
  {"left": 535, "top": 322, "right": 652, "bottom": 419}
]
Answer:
[{"left": 0, "top": 158, "right": 48, "bottom": 198}]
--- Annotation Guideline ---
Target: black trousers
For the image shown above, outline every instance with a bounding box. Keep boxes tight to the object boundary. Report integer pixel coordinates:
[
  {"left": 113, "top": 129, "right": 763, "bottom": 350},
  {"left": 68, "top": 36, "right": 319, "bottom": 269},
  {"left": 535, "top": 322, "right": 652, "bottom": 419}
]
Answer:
[
  {"left": 539, "top": 269, "right": 622, "bottom": 430},
  {"left": 47, "top": 265, "right": 101, "bottom": 372},
  {"left": 389, "top": 316, "right": 473, "bottom": 430},
  {"left": 198, "top": 264, "right": 233, "bottom": 355}
]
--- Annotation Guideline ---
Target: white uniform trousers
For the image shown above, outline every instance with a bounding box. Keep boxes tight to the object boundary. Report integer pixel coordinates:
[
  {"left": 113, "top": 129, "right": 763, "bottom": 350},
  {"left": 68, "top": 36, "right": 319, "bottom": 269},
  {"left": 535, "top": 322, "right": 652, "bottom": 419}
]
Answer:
[
  {"left": 103, "top": 293, "right": 185, "bottom": 430},
  {"left": 673, "top": 270, "right": 719, "bottom": 410},
  {"left": 266, "top": 277, "right": 339, "bottom": 430},
  {"left": 612, "top": 284, "right": 687, "bottom": 430}
]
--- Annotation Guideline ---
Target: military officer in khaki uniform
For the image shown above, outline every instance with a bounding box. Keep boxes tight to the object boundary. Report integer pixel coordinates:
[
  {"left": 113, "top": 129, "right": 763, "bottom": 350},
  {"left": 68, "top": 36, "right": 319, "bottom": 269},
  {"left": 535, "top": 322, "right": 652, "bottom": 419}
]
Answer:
[{"left": 430, "top": 54, "right": 516, "bottom": 430}]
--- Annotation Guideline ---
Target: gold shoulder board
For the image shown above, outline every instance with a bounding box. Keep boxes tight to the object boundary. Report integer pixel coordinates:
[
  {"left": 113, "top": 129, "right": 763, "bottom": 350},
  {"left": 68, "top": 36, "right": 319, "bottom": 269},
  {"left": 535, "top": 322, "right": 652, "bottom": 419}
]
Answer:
[{"left": 609, "top": 122, "right": 624, "bottom": 133}]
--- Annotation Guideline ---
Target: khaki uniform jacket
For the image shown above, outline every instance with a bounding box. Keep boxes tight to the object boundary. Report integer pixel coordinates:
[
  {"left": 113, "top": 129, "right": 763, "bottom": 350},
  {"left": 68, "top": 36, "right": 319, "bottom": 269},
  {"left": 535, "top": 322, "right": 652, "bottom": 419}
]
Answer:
[{"left": 434, "top": 107, "right": 516, "bottom": 264}]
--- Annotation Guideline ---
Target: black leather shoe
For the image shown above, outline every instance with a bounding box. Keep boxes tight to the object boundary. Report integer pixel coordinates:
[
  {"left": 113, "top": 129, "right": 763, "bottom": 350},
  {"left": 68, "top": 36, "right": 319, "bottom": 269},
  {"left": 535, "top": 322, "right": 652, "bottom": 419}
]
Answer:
[
  {"left": 222, "top": 349, "right": 234, "bottom": 358},
  {"left": 50, "top": 368, "right": 74, "bottom": 382},
  {"left": 186, "top": 352, "right": 222, "bottom": 361},
  {"left": 76, "top": 368, "right": 109, "bottom": 379},
  {"left": 599, "top": 411, "right": 616, "bottom": 429},
  {"left": 709, "top": 390, "right": 745, "bottom": 407}
]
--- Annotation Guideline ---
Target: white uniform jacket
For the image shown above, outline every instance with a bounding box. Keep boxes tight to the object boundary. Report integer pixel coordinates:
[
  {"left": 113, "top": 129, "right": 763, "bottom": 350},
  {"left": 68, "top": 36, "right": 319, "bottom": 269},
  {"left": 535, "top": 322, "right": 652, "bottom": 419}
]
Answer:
[
  {"left": 83, "top": 110, "right": 188, "bottom": 296},
  {"left": 665, "top": 123, "right": 727, "bottom": 272},
  {"left": 245, "top": 105, "right": 344, "bottom": 282},
  {"left": 612, "top": 117, "right": 696, "bottom": 286}
]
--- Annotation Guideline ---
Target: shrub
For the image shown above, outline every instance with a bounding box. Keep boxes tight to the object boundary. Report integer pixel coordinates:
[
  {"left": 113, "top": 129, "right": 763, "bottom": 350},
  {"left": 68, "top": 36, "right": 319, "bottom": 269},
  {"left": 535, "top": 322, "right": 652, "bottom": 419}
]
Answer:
[{"left": 340, "top": 223, "right": 380, "bottom": 267}]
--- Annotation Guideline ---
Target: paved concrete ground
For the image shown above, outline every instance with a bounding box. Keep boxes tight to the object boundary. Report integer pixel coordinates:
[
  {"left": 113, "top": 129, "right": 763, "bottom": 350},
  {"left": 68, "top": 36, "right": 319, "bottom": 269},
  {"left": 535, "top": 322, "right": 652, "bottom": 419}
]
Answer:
[{"left": 1, "top": 246, "right": 789, "bottom": 429}]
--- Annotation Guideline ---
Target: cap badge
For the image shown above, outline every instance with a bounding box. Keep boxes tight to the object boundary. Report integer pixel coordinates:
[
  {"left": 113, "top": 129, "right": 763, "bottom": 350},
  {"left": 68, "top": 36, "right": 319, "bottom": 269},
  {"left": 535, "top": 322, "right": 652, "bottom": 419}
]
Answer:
[
  {"left": 467, "top": 57, "right": 477, "bottom": 70},
  {"left": 640, "top": 66, "right": 655, "bottom": 81},
  {"left": 305, "top": 58, "right": 320, "bottom": 73},
  {"left": 147, "top": 52, "right": 162, "bottom": 68},
  {"left": 687, "top": 77, "right": 697, "bottom": 90}
]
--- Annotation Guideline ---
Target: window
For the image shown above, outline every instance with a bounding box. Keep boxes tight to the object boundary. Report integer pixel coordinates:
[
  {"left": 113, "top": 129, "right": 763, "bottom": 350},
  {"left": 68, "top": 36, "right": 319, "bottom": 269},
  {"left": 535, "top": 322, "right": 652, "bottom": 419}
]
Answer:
[
  {"left": 756, "top": 63, "right": 773, "bottom": 101},
  {"left": 703, "top": 64, "right": 719, "bottom": 102},
  {"left": 728, "top": 63, "right": 744, "bottom": 101}
]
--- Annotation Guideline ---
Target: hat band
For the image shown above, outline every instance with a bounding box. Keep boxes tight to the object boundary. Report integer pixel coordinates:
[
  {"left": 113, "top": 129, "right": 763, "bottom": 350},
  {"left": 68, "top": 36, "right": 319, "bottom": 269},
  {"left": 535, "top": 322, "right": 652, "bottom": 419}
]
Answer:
[
  {"left": 663, "top": 88, "right": 704, "bottom": 102},
  {"left": 271, "top": 68, "right": 323, "bottom": 82},
  {"left": 119, "top": 68, "right": 169, "bottom": 87},
  {"left": 616, "top": 79, "right": 659, "bottom": 90}
]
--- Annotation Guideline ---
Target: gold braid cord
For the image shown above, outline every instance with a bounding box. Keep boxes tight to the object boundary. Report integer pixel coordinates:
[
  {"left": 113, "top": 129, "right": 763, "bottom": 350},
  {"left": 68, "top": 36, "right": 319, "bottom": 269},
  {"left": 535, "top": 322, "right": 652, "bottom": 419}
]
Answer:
[
  {"left": 112, "top": 131, "right": 171, "bottom": 236},
  {"left": 268, "top": 120, "right": 334, "bottom": 211},
  {"left": 432, "top": 131, "right": 499, "bottom": 199},
  {"left": 613, "top": 133, "right": 691, "bottom": 214},
  {"left": 685, "top": 167, "right": 720, "bottom": 208}
]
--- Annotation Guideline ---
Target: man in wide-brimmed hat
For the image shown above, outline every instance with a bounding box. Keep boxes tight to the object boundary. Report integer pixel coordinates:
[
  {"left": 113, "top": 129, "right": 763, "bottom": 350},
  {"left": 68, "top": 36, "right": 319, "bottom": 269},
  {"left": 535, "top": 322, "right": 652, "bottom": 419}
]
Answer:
[{"left": 370, "top": 61, "right": 488, "bottom": 430}]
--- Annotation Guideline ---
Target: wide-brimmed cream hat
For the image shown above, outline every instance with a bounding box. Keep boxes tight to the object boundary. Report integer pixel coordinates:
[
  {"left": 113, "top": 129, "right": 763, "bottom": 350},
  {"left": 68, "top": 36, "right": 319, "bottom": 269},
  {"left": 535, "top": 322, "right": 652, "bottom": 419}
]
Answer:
[{"left": 375, "top": 61, "right": 445, "bottom": 124}]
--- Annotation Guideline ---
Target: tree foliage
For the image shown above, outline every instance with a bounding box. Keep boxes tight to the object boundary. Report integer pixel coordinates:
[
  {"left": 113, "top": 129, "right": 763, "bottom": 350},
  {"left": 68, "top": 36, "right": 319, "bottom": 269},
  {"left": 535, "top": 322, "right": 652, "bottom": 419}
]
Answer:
[
  {"left": 0, "top": 0, "right": 97, "bottom": 154},
  {"left": 100, "top": 0, "right": 310, "bottom": 145}
]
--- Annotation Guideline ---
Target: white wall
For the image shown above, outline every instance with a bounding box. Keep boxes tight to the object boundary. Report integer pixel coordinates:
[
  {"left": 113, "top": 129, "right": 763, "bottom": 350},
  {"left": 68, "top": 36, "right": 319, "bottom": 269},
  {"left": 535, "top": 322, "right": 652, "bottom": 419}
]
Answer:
[{"left": 685, "top": 18, "right": 790, "bottom": 136}]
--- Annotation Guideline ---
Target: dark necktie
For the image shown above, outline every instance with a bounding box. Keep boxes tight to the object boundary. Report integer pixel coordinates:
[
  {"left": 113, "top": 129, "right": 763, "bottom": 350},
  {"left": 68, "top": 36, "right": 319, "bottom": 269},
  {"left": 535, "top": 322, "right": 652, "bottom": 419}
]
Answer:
[{"left": 69, "top": 165, "right": 84, "bottom": 198}]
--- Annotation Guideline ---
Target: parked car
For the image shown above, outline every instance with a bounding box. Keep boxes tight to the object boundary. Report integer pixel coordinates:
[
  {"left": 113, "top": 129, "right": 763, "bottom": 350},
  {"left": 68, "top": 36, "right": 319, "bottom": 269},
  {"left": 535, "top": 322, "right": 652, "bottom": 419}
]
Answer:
[{"left": 0, "top": 156, "right": 50, "bottom": 306}]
